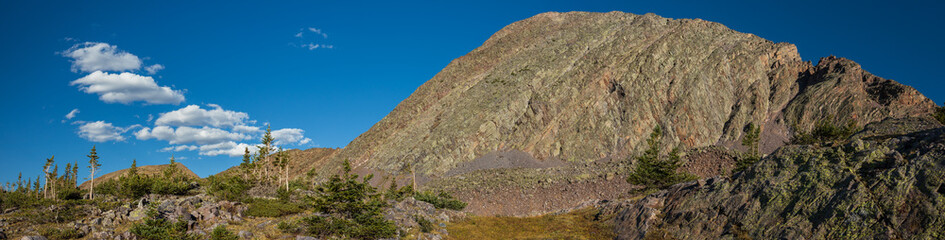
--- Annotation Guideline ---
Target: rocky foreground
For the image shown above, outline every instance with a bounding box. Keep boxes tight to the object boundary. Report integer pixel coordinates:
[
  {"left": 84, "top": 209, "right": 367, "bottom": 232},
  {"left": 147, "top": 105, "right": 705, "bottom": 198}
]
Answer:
[
  {"left": 3, "top": 193, "right": 463, "bottom": 240},
  {"left": 611, "top": 117, "right": 945, "bottom": 239}
]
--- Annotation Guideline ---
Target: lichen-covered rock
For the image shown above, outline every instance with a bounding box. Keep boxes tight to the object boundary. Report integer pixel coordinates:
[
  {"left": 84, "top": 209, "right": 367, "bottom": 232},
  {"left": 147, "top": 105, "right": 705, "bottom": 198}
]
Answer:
[{"left": 613, "top": 118, "right": 945, "bottom": 239}]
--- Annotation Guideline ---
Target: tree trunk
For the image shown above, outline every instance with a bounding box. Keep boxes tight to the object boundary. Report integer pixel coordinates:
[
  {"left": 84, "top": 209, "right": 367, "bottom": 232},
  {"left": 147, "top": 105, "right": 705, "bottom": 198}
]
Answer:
[
  {"left": 88, "top": 169, "right": 95, "bottom": 200},
  {"left": 43, "top": 173, "right": 48, "bottom": 199}
]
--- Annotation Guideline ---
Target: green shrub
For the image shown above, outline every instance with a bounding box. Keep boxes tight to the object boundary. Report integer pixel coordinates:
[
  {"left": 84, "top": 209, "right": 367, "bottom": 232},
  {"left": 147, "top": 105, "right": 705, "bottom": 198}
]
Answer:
[
  {"left": 300, "top": 159, "right": 397, "bottom": 239},
  {"left": 209, "top": 225, "right": 239, "bottom": 240},
  {"left": 384, "top": 180, "right": 414, "bottom": 202},
  {"left": 97, "top": 174, "right": 195, "bottom": 199},
  {"left": 0, "top": 189, "right": 43, "bottom": 210},
  {"left": 792, "top": 120, "right": 859, "bottom": 145},
  {"left": 415, "top": 215, "right": 433, "bottom": 233},
  {"left": 245, "top": 198, "right": 303, "bottom": 217},
  {"left": 277, "top": 220, "right": 303, "bottom": 234},
  {"left": 204, "top": 175, "right": 250, "bottom": 202},
  {"left": 40, "top": 227, "right": 83, "bottom": 239},
  {"left": 130, "top": 207, "right": 199, "bottom": 240},
  {"left": 414, "top": 191, "right": 466, "bottom": 211},
  {"left": 626, "top": 126, "right": 698, "bottom": 189}
]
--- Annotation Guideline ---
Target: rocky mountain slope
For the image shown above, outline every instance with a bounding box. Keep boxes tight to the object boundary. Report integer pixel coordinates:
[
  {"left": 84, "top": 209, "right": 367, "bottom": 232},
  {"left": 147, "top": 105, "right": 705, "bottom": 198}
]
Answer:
[
  {"left": 612, "top": 117, "right": 945, "bottom": 239},
  {"left": 78, "top": 163, "right": 198, "bottom": 189},
  {"left": 316, "top": 11, "right": 936, "bottom": 183}
]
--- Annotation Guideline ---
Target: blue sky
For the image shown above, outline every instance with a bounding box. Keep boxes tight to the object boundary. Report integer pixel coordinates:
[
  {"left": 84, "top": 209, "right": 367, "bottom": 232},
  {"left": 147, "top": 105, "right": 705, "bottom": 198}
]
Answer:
[{"left": 1, "top": 0, "right": 942, "bottom": 185}]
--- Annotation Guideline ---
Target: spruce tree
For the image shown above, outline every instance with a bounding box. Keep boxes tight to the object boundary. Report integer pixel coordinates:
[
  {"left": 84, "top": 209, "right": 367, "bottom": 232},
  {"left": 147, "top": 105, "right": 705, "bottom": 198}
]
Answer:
[
  {"left": 129, "top": 159, "right": 139, "bottom": 176},
  {"left": 256, "top": 124, "right": 275, "bottom": 182},
  {"left": 87, "top": 146, "right": 101, "bottom": 200},
  {"left": 626, "top": 126, "right": 694, "bottom": 189}
]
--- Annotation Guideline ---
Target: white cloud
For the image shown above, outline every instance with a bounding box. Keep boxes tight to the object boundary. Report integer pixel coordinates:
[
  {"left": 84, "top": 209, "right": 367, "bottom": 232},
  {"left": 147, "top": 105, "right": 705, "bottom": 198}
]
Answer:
[
  {"left": 301, "top": 43, "right": 334, "bottom": 50},
  {"left": 271, "top": 128, "right": 312, "bottom": 146},
  {"left": 155, "top": 104, "right": 249, "bottom": 128},
  {"left": 199, "top": 141, "right": 259, "bottom": 157},
  {"left": 161, "top": 145, "right": 198, "bottom": 152},
  {"left": 62, "top": 42, "right": 142, "bottom": 73},
  {"left": 294, "top": 27, "right": 333, "bottom": 51},
  {"left": 308, "top": 27, "right": 328, "bottom": 38},
  {"left": 77, "top": 121, "right": 137, "bottom": 142},
  {"left": 71, "top": 71, "right": 185, "bottom": 105},
  {"left": 233, "top": 125, "right": 261, "bottom": 133},
  {"left": 65, "top": 109, "right": 80, "bottom": 119},
  {"left": 145, "top": 64, "right": 165, "bottom": 74},
  {"left": 135, "top": 126, "right": 250, "bottom": 145}
]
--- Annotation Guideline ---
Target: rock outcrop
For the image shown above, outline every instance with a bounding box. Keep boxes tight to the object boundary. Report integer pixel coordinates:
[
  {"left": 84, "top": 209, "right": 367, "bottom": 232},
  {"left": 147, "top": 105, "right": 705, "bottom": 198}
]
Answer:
[
  {"left": 613, "top": 117, "right": 945, "bottom": 239},
  {"left": 314, "top": 11, "right": 935, "bottom": 182}
]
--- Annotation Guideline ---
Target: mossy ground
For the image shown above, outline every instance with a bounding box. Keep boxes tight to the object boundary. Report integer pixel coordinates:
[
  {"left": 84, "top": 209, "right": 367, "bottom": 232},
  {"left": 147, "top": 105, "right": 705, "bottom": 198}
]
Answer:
[{"left": 446, "top": 207, "right": 615, "bottom": 240}]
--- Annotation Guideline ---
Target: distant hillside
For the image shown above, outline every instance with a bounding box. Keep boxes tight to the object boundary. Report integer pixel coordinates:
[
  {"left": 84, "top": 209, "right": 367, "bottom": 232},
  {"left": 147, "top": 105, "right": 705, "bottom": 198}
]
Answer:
[
  {"left": 78, "top": 163, "right": 198, "bottom": 189},
  {"left": 215, "top": 147, "right": 339, "bottom": 180}
]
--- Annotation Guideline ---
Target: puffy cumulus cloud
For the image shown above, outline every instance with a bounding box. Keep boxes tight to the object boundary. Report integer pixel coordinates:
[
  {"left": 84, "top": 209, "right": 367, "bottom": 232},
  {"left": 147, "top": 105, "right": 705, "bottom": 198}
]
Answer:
[
  {"left": 65, "top": 109, "right": 80, "bottom": 119},
  {"left": 77, "top": 121, "right": 137, "bottom": 142},
  {"left": 271, "top": 128, "right": 312, "bottom": 146},
  {"left": 144, "top": 64, "right": 165, "bottom": 74},
  {"left": 199, "top": 141, "right": 259, "bottom": 157},
  {"left": 155, "top": 104, "right": 248, "bottom": 128},
  {"left": 135, "top": 126, "right": 250, "bottom": 145},
  {"left": 62, "top": 42, "right": 142, "bottom": 73},
  {"left": 71, "top": 71, "right": 185, "bottom": 105}
]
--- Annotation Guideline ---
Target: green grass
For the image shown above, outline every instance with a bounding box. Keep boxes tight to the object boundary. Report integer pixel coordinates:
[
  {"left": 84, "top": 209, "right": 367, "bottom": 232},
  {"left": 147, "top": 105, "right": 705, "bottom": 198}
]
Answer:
[{"left": 446, "top": 208, "right": 615, "bottom": 240}]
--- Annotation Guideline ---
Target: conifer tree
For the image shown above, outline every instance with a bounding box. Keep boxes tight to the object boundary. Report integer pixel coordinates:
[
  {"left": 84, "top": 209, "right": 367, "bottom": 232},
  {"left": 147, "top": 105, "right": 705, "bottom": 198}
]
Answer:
[
  {"left": 626, "top": 126, "right": 694, "bottom": 189},
  {"left": 43, "top": 155, "right": 54, "bottom": 199},
  {"left": 129, "top": 159, "right": 139, "bottom": 176},
  {"left": 87, "top": 146, "right": 101, "bottom": 200},
  {"left": 256, "top": 124, "right": 275, "bottom": 181},
  {"left": 164, "top": 155, "right": 179, "bottom": 180},
  {"left": 71, "top": 161, "right": 79, "bottom": 185},
  {"left": 33, "top": 175, "right": 41, "bottom": 196}
]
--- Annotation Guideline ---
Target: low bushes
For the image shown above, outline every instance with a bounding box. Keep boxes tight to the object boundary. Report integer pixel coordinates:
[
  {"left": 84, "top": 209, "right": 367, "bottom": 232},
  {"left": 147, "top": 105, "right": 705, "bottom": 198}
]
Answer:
[
  {"left": 414, "top": 191, "right": 467, "bottom": 211},
  {"left": 203, "top": 175, "right": 250, "bottom": 202},
  {"left": 245, "top": 198, "right": 303, "bottom": 217},
  {"left": 792, "top": 120, "right": 859, "bottom": 145}
]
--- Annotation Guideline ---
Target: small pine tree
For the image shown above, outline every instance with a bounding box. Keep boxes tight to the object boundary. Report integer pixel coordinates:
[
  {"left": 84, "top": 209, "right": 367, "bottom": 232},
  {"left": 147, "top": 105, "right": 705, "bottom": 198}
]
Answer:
[
  {"left": 734, "top": 123, "right": 762, "bottom": 173},
  {"left": 129, "top": 159, "right": 139, "bottom": 177},
  {"left": 87, "top": 146, "right": 101, "bottom": 200},
  {"left": 626, "top": 126, "right": 695, "bottom": 189},
  {"left": 164, "top": 156, "right": 179, "bottom": 180},
  {"left": 71, "top": 161, "right": 79, "bottom": 185}
]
